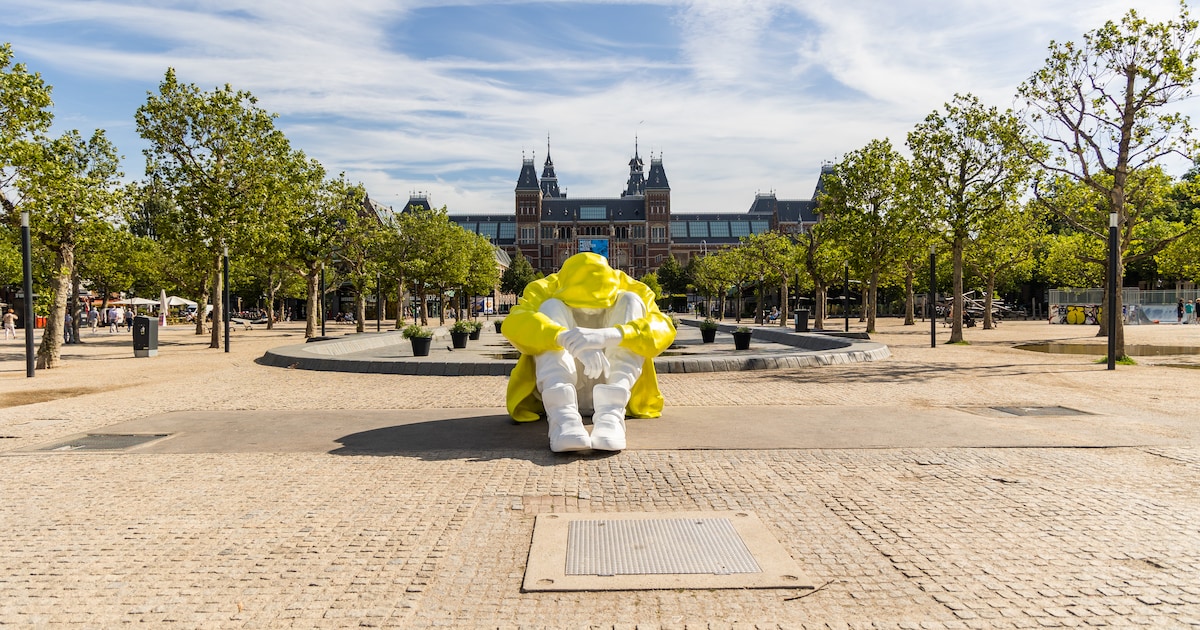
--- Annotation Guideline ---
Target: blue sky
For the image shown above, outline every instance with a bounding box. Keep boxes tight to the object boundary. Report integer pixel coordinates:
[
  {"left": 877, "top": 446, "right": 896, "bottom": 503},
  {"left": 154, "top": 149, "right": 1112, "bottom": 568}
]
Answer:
[{"left": 5, "top": 0, "right": 1196, "bottom": 214}]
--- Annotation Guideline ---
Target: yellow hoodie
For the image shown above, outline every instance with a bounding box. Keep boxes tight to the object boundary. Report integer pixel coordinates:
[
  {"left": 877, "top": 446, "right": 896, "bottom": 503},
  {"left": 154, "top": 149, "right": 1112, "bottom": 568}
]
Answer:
[{"left": 502, "top": 253, "right": 677, "bottom": 422}]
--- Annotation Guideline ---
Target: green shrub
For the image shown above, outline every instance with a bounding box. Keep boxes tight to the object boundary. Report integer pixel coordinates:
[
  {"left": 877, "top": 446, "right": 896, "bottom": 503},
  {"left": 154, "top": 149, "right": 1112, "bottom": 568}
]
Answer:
[{"left": 402, "top": 324, "right": 432, "bottom": 339}]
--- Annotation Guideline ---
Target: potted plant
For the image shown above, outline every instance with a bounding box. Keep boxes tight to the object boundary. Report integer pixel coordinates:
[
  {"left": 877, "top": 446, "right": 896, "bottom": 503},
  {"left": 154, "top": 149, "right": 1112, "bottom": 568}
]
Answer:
[
  {"left": 732, "top": 326, "right": 753, "bottom": 350},
  {"left": 699, "top": 318, "right": 719, "bottom": 343},
  {"left": 494, "top": 319, "right": 504, "bottom": 333},
  {"left": 468, "top": 320, "right": 483, "bottom": 340},
  {"left": 402, "top": 324, "right": 433, "bottom": 356},
  {"left": 450, "top": 320, "right": 471, "bottom": 348}
]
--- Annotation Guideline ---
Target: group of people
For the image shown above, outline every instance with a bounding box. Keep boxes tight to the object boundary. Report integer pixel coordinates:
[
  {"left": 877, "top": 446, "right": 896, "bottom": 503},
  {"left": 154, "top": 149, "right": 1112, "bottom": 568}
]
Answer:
[
  {"left": 1177, "top": 298, "right": 1200, "bottom": 324},
  {"left": 1, "top": 303, "right": 140, "bottom": 343}
]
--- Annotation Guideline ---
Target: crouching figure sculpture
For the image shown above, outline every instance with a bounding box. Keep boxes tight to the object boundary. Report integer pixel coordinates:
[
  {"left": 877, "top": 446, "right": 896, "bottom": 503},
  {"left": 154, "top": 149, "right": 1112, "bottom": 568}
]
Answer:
[{"left": 503, "top": 253, "right": 676, "bottom": 452}]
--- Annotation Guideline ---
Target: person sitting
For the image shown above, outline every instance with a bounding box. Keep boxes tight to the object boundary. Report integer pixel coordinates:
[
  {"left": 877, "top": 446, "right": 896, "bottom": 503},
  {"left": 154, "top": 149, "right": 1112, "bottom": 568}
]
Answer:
[{"left": 502, "top": 253, "right": 676, "bottom": 452}]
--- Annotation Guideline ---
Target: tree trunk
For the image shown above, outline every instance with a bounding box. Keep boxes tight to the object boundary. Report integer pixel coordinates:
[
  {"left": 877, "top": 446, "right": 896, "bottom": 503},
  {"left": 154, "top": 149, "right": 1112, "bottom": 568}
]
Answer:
[
  {"left": 904, "top": 264, "right": 916, "bottom": 326},
  {"left": 395, "top": 277, "right": 404, "bottom": 328},
  {"left": 779, "top": 278, "right": 789, "bottom": 328},
  {"left": 983, "top": 276, "right": 996, "bottom": 330},
  {"left": 813, "top": 283, "right": 826, "bottom": 330},
  {"left": 266, "top": 268, "right": 276, "bottom": 330},
  {"left": 866, "top": 270, "right": 879, "bottom": 333},
  {"left": 69, "top": 271, "right": 82, "bottom": 344},
  {"left": 195, "top": 283, "right": 211, "bottom": 336},
  {"left": 355, "top": 291, "right": 366, "bottom": 333},
  {"left": 949, "top": 236, "right": 965, "bottom": 344},
  {"left": 305, "top": 265, "right": 320, "bottom": 338},
  {"left": 36, "top": 247, "right": 73, "bottom": 369}
]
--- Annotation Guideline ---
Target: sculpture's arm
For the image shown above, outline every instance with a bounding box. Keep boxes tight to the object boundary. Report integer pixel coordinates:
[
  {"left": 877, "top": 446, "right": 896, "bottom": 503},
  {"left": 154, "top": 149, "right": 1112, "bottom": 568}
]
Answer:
[
  {"left": 613, "top": 280, "right": 676, "bottom": 358},
  {"left": 501, "top": 279, "right": 567, "bottom": 355}
]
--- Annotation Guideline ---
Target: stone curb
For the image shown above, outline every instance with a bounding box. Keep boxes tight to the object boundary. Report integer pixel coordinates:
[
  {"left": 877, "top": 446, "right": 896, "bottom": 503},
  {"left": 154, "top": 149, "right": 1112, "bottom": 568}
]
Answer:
[{"left": 259, "top": 320, "right": 891, "bottom": 376}]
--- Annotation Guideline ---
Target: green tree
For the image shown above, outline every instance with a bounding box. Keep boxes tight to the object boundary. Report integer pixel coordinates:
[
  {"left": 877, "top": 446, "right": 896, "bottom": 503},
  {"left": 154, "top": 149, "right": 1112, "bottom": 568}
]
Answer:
[
  {"left": 136, "top": 69, "right": 294, "bottom": 348},
  {"left": 909, "top": 93, "right": 1035, "bottom": 343},
  {"left": 1040, "top": 231, "right": 1106, "bottom": 288},
  {"left": 655, "top": 254, "right": 689, "bottom": 297},
  {"left": 1, "top": 42, "right": 54, "bottom": 214},
  {"left": 499, "top": 251, "right": 538, "bottom": 298},
  {"left": 637, "top": 271, "right": 663, "bottom": 303},
  {"left": 690, "top": 252, "right": 735, "bottom": 319},
  {"left": 738, "top": 231, "right": 800, "bottom": 327},
  {"left": 21, "top": 130, "right": 123, "bottom": 368},
  {"left": 392, "top": 206, "right": 462, "bottom": 325},
  {"left": 461, "top": 234, "right": 501, "bottom": 320},
  {"left": 819, "top": 139, "right": 916, "bottom": 333},
  {"left": 964, "top": 202, "right": 1044, "bottom": 328},
  {"left": 1017, "top": 3, "right": 1199, "bottom": 357}
]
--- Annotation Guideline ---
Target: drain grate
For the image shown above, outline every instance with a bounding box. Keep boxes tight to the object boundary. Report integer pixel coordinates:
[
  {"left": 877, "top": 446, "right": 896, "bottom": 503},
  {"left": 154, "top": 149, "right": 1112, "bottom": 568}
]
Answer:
[
  {"left": 524, "top": 511, "right": 812, "bottom": 592},
  {"left": 567, "top": 517, "right": 760, "bottom": 576},
  {"left": 990, "top": 406, "right": 1091, "bottom": 417},
  {"left": 39, "top": 433, "right": 171, "bottom": 452}
]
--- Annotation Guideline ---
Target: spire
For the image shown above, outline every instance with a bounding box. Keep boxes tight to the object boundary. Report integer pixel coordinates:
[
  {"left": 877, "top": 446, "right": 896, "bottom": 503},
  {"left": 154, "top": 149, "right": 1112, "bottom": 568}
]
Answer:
[
  {"left": 539, "top": 134, "right": 561, "bottom": 197},
  {"left": 623, "top": 137, "right": 645, "bottom": 197}
]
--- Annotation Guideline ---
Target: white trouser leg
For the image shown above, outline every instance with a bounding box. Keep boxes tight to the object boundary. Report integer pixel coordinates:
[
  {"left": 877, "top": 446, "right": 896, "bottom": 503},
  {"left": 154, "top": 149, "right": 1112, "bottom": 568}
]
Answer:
[
  {"left": 589, "top": 292, "right": 646, "bottom": 451},
  {"left": 533, "top": 299, "right": 590, "bottom": 451}
]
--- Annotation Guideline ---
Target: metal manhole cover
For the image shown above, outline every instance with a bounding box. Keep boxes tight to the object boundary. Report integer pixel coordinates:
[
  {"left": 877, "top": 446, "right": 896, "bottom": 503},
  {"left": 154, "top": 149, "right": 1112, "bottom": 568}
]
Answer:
[
  {"left": 991, "top": 406, "right": 1091, "bottom": 417},
  {"left": 38, "top": 433, "right": 171, "bottom": 452},
  {"left": 567, "top": 517, "right": 760, "bottom": 576},
  {"left": 524, "top": 511, "right": 813, "bottom": 592}
]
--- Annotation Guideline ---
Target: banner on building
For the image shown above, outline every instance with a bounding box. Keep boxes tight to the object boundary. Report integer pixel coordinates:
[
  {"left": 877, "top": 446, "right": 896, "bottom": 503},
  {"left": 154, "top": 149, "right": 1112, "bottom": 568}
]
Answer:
[{"left": 578, "top": 238, "right": 609, "bottom": 260}]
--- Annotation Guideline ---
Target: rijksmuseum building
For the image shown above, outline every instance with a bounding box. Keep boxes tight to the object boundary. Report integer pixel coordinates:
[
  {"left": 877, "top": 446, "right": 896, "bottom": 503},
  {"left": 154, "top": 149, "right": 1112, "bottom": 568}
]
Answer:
[{"left": 404, "top": 147, "right": 825, "bottom": 278}]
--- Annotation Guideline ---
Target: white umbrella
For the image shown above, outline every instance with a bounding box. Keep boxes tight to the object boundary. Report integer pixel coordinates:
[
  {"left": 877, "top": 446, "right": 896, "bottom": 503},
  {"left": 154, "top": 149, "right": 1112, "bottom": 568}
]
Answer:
[
  {"left": 166, "top": 296, "right": 197, "bottom": 307},
  {"left": 159, "top": 289, "right": 169, "bottom": 326}
]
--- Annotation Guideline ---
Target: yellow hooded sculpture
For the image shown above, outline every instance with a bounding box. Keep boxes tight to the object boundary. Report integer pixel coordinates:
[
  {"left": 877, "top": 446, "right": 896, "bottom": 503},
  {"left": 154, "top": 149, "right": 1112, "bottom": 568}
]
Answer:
[{"left": 503, "top": 253, "right": 676, "bottom": 422}]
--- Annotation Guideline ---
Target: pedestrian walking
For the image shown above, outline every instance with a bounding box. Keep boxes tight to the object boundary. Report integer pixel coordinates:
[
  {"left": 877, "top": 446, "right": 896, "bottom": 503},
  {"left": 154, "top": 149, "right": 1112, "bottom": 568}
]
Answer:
[
  {"left": 88, "top": 306, "right": 98, "bottom": 334},
  {"left": 1177, "top": 299, "right": 1185, "bottom": 324},
  {"left": 2, "top": 308, "right": 16, "bottom": 340}
]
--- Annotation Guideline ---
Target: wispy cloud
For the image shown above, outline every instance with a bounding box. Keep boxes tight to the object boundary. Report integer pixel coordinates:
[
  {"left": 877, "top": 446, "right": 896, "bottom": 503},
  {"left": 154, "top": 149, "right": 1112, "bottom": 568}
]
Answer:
[{"left": 5, "top": 0, "right": 1197, "bottom": 214}]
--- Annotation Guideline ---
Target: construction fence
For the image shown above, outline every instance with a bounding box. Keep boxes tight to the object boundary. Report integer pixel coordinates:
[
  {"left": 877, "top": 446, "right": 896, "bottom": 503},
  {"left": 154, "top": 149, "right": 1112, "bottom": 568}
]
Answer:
[{"left": 1048, "top": 289, "right": 1200, "bottom": 325}]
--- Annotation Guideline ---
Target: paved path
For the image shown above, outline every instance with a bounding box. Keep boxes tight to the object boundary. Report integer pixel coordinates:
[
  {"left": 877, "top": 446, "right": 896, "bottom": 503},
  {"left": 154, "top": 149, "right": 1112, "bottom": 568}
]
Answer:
[{"left": 1, "top": 318, "right": 1199, "bottom": 628}]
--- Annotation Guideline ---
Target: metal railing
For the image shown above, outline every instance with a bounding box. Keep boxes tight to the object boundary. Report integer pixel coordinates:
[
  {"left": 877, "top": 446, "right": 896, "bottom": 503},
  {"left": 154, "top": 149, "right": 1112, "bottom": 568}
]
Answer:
[{"left": 1050, "top": 288, "right": 1200, "bottom": 305}]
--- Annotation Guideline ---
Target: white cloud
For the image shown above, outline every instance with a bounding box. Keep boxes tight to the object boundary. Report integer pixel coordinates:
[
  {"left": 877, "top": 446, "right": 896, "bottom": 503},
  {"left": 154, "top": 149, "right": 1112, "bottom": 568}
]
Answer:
[{"left": 7, "top": 0, "right": 1199, "bottom": 214}]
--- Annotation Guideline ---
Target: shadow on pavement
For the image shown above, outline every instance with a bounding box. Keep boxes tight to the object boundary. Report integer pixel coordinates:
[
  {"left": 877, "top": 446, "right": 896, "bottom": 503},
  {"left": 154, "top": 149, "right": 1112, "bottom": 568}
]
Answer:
[{"left": 330, "top": 414, "right": 607, "bottom": 463}]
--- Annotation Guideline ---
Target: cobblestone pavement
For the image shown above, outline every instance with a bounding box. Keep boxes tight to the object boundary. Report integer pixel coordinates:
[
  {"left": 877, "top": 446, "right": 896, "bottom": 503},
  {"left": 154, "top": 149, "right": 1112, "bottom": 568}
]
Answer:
[{"left": 1, "top": 319, "right": 1199, "bottom": 628}]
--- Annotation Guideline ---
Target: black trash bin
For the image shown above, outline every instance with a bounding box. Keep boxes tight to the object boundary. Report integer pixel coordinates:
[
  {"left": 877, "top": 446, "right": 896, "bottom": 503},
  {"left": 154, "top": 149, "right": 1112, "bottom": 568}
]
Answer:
[
  {"left": 133, "top": 315, "right": 158, "bottom": 357},
  {"left": 794, "top": 309, "right": 809, "bottom": 332}
]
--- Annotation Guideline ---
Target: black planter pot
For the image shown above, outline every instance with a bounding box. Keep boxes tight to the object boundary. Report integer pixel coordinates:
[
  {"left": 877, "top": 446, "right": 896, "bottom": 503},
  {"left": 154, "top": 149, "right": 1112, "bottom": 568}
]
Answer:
[
  {"left": 450, "top": 331, "right": 469, "bottom": 348},
  {"left": 410, "top": 336, "right": 432, "bottom": 356},
  {"left": 732, "top": 331, "right": 752, "bottom": 350},
  {"left": 700, "top": 328, "right": 717, "bottom": 343},
  {"left": 494, "top": 320, "right": 504, "bottom": 333},
  {"left": 468, "top": 329, "right": 481, "bottom": 341}
]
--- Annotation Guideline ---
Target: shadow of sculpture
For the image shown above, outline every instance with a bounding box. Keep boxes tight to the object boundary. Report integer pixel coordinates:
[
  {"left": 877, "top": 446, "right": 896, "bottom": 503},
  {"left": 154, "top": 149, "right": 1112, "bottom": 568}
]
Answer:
[{"left": 329, "top": 414, "right": 617, "bottom": 463}]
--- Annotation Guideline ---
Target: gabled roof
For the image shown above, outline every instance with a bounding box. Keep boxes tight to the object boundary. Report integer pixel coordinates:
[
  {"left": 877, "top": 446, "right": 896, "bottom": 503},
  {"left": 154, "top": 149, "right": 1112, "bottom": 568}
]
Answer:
[
  {"left": 646, "top": 157, "right": 669, "bottom": 190},
  {"left": 516, "top": 158, "right": 539, "bottom": 190}
]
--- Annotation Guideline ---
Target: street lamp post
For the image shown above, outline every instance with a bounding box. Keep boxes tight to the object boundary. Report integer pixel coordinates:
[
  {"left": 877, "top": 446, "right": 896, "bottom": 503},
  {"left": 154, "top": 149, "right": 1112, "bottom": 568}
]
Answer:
[
  {"left": 223, "top": 247, "right": 230, "bottom": 353},
  {"left": 376, "top": 272, "right": 382, "bottom": 332},
  {"left": 929, "top": 245, "right": 937, "bottom": 348},
  {"left": 1107, "top": 212, "right": 1118, "bottom": 370},
  {"left": 21, "top": 211, "right": 34, "bottom": 377},
  {"left": 320, "top": 266, "right": 326, "bottom": 337}
]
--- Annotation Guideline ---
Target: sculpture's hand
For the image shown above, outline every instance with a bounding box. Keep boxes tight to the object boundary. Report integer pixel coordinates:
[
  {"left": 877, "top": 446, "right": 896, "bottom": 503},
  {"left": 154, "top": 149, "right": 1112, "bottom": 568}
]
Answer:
[
  {"left": 577, "top": 348, "right": 611, "bottom": 380},
  {"left": 558, "top": 327, "right": 622, "bottom": 355}
]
